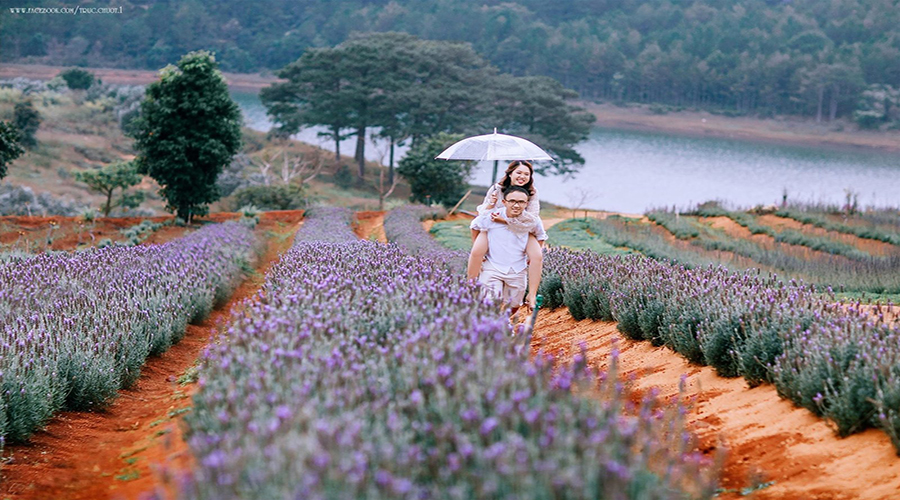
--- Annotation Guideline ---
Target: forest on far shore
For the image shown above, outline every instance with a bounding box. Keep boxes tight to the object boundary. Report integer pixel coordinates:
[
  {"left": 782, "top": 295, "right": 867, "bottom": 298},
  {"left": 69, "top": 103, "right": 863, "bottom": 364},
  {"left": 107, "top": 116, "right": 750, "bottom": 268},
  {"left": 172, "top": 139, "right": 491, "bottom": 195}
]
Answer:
[{"left": 3, "top": 0, "right": 900, "bottom": 126}]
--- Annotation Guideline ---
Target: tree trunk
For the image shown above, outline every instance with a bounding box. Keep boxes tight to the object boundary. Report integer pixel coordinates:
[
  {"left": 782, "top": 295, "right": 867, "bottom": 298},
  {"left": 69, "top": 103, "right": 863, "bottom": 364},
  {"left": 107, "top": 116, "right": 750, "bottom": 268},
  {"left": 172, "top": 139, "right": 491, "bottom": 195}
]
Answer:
[
  {"left": 334, "top": 127, "right": 341, "bottom": 164},
  {"left": 104, "top": 189, "right": 113, "bottom": 217},
  {"left": 816, "top": 85, "right": 824, "bottom": 123},
  {"left": 355, "top": 126, "right": 366, "bottom": 179},
  {"left": 388, "top": 138, "right": 395, "bottom": 186},
  {"left": 829, "top": 84, "right": 839, "bottom": 122}
]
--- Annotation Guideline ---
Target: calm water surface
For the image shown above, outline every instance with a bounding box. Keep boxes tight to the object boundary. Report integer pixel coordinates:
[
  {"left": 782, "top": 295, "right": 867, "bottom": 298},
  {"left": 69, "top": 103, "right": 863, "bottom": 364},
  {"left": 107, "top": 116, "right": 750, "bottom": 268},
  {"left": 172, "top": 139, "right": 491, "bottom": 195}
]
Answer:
[{"left": 233, "top": 91, "right": 900, "bottom": 213}]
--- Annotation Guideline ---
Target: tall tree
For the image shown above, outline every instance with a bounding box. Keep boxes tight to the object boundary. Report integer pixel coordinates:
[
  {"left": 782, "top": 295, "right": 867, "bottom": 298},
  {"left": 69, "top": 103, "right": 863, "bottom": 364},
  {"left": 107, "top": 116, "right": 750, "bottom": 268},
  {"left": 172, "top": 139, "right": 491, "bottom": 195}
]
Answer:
[
  {"left": 262, "top": 33, "right": 496, "bottom": 181},
  {"left": 261, "top": 47, "right": 354, "bottom": 164},
  {"left": 132, "top": 51, "right": 242, "bottom": 222},
  {"left": 490, "top": 74, "right": 596, "bottom": 176},
  {"left": 0, "top": 121, "right": 24, "bottom": 180}
]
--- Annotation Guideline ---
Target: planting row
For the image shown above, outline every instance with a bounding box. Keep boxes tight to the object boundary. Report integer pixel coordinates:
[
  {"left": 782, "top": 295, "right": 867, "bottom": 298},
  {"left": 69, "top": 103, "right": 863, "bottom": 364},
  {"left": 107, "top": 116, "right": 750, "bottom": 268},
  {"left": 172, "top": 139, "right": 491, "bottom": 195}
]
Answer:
[
  {"left": 0, "top": 222, "right": 257, "bottom": 447},
  {"left": 181, "top": 210, "right": 719, "bottom": 499},
  {"left": 573, "top": 214, "right": 900, "bottom": 293},
  {"left": 294, "top": 206, "right": 358, "bottom": 244},
  {"left": 539, "top": 247, "right": 900, "bottom": 451},
  {"left": 775, "top": 205, "right": 900, "bottom": 246},
  {"left": 682, "top": 204, "right": 899, "bottom": 261},
  {"left": 384, "top": 205, "right": 467, "bottom": 274}
]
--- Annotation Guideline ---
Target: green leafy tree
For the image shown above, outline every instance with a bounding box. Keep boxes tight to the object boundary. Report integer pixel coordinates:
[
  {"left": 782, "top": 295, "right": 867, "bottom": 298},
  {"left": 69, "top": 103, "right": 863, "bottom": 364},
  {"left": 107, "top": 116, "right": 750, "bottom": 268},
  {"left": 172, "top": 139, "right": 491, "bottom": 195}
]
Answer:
[
  {"left": 132, "top": 51, "right": 242, "bottom": 222},
  {"left": 262, "top": 33, "right": 495, "bottom": 181},
  {"left": 13, "top": 100, "right": 40, "bottom": 148},
  {"left": 854, "top": 84, "right": 900, "bottom": 130},
  {"left": 397, "top": 133, "right": 470, "bottom": 208},
  {"left": 490, "top": 74, "right": 596, "bottom": 176},
  {"left": 74, "top": 161, "right": 145, "bottom": 217},
  {"left": 0, "top": 121, "right": 24, "bottom": 180},
  {"left": 59, "top": 68, "right": 95, "bottom": 90},
  {"left": 260, "top": 47, "right": 355, "bottom": 165}
]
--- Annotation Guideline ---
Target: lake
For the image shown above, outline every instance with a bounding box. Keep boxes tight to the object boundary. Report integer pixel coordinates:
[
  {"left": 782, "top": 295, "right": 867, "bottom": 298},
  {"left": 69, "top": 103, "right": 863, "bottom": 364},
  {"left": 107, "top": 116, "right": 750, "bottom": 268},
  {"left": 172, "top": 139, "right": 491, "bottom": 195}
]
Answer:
[{"left": 232, "top": 91, "right": 900, "bottom": 213}]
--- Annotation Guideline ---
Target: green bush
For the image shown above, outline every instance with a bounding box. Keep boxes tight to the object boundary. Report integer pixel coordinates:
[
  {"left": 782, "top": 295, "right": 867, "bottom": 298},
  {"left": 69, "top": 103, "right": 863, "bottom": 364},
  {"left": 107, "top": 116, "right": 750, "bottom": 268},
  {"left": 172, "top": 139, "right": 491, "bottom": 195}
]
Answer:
[
  {"left": 231, "top": 184, "right": 304, "bottom": 211},
  {"left": 333, "top": 164, "right": 353, "bottom": 189},
  {"left": 59, "top": 68, "right": 95, "bottom": 90}
]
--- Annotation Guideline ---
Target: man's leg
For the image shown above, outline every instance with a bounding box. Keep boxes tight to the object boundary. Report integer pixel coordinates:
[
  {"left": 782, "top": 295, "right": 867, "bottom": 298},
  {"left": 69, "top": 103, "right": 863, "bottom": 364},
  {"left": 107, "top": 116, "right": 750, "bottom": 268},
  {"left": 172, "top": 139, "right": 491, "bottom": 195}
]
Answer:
[{"left": 467, "top": 231, "right": 489, "bottom": 280}]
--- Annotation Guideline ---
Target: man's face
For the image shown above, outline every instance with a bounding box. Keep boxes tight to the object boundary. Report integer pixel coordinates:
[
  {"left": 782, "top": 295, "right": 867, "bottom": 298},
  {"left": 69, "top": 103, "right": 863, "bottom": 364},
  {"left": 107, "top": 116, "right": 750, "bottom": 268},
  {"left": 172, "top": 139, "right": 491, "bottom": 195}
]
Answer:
[{"left": 503, "top": 192, "right": 529, "bottom": 217}]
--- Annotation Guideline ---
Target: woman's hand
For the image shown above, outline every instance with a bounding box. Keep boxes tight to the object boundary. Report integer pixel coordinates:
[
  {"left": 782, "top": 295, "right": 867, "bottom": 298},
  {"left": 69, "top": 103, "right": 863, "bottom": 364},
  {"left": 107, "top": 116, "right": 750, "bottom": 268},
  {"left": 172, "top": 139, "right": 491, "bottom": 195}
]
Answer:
[
  {"left": 488, "top": 192, "right": 498, "bottom": 208},
  {"left": 490, "top": 211, "right": 508, "bottom": 224}
]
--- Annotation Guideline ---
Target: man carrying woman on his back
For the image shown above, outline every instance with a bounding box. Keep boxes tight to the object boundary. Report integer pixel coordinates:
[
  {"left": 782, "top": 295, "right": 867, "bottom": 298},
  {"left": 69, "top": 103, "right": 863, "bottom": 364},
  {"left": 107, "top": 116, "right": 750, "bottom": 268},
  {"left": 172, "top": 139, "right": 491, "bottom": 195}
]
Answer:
[{"left": 467, "top": 160, "right": 547, "bottom": 316}]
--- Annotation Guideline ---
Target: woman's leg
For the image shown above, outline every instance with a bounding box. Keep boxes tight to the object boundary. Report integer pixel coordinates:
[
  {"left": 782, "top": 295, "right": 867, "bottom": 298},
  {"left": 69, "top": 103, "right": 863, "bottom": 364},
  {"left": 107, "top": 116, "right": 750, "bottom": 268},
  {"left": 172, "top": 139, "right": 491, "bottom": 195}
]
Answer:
[
  {"left": 525, "top": 234, "right": 543, "bottom": 307},
  {"left": 467, "top": 231, "right": 489, "bottom": 280}
]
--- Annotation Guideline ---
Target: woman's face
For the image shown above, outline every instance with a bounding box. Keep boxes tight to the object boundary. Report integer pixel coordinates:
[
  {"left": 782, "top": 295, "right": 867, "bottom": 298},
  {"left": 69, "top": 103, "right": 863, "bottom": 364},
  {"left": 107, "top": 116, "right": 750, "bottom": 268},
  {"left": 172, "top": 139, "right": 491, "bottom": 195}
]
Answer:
[{"left": 510, "top": 165, "right": 531, "bottom": 186}]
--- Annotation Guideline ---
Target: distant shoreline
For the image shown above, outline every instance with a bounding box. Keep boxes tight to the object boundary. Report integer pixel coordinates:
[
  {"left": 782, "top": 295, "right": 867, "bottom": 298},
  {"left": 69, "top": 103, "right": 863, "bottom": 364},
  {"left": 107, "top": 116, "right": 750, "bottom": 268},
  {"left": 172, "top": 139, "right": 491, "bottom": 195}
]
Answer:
[
  {"left": 0, "top": 63, "right": 279, "bottom": 92},
  {"left": 584, "top": 102, "right": 900, "bottom": 154},
  {"left": 4, "top": 63, "right": 899, "bottom": 154}
]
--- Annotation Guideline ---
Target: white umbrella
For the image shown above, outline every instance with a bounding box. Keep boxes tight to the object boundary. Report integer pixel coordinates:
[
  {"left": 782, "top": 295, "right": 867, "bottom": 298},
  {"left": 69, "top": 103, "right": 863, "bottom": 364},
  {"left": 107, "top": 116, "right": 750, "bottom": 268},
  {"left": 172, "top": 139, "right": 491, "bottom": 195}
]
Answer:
[{"left": 435, "top": 129, "right": 553, "bottom": 161}]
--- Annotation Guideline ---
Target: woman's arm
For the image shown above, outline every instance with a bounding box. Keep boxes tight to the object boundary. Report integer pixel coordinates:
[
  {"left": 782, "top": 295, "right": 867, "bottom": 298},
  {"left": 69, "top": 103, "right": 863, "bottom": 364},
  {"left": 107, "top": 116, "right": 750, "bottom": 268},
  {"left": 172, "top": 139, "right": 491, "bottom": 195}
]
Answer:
[{"left": 475, "top": 184, "right": 502, "bottom": 214}]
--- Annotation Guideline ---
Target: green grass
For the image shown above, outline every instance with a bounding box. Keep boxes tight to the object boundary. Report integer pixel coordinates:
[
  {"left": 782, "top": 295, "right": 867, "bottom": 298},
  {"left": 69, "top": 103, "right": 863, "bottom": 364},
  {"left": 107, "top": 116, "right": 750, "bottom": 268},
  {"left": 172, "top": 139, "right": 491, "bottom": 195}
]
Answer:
[
  {"left": 547, "top": 218, "right": 634, "bottom": 256},
  {"left": 428, "top": 220, "right": 473, "bottom": 251}
]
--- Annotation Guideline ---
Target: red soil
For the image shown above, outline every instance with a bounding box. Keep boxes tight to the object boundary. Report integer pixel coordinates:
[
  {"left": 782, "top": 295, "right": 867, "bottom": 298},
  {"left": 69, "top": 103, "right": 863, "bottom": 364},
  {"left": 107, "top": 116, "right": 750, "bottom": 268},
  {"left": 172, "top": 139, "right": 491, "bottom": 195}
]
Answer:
[
  {"left": 0, "top": 211, "right": 302, "bottom": 500},
  {"left": 353, "top": 210, "right": 387, "bottom": 243},
  {"left": 533, "top": 309, "right": 900, "bottom": 500},
  {"left": 0, "top": 215, "right": 176, "bottom": 251}
]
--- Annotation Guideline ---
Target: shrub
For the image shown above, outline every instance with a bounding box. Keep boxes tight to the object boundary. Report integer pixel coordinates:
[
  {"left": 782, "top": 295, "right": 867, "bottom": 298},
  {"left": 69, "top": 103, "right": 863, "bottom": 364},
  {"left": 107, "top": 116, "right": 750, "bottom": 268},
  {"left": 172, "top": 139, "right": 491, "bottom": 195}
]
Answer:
[
  {"left": 231, "top": 183, "right": 304, "bottom": 211},
  {"left": 13, "top": 100, "right": 40, "bottom": 148},
  {"left": 58, "top": 68, "right": 95, "bottom": 90}
]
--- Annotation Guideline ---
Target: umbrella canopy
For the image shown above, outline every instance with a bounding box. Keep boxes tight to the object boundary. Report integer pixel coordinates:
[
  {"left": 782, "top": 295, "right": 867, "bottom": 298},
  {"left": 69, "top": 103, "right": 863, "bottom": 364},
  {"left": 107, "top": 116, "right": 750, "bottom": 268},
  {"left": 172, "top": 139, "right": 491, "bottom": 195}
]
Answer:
[{"left": 435, "top": 129, "right": 553, "bottom": 161}]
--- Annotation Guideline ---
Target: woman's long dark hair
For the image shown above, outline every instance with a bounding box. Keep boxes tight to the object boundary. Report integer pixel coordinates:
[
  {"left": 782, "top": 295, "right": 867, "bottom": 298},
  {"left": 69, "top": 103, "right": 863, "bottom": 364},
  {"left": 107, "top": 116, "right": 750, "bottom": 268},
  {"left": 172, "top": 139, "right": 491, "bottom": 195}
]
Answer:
[{"left": 499, "top": 160, "right": 535, "bottom": 196}]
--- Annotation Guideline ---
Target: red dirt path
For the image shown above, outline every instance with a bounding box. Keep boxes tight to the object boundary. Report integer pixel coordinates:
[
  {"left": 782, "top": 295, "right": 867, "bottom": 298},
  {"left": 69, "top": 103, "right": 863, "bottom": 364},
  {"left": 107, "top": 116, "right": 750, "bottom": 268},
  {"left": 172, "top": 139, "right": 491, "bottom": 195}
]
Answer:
[{"left": 0, "top": 211, "right": 302, "bottom": 500}]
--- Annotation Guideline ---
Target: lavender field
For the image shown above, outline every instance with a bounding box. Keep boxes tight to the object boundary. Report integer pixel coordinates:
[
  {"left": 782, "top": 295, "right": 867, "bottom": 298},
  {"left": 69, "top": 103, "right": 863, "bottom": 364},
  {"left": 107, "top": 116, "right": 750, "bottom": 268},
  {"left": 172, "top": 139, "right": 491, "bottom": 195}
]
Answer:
[
  {"left": 182, "top": 207, "right": 719, "bottom": 499},
  {"left": 0, "top": 222, "right": 257, "bottom": 449}
]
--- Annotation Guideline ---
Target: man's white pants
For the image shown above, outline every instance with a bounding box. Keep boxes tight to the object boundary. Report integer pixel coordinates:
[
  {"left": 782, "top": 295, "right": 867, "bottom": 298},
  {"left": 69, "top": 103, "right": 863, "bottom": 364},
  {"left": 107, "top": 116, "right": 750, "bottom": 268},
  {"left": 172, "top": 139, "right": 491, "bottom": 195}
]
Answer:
[{"left": 478, "top": 261, "right": 527, "bottom": 307}]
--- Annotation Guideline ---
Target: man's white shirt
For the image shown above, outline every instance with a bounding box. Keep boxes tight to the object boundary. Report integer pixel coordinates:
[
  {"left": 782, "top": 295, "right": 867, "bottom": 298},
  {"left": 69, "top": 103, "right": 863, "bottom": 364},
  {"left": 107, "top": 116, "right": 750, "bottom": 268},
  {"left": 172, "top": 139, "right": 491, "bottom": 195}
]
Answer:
[{"left": 470, "top": 207, "right": 547, "bottom": 273}]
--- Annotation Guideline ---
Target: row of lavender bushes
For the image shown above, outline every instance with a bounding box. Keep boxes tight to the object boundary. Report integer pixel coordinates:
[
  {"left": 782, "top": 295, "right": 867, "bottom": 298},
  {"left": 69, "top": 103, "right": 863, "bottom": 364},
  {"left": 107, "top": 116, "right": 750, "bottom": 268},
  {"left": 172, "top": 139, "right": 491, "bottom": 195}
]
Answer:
[
  {"left": 383, "top": 205, "right": 467, "bottom": 274},
  {"left": 293, "top": 205, "right": 358, "bottom": 244},
  {"left": 539, "top": 247, "right": 900, "bottom": 451},
  {"left": 774, "top": 204, "right": 900, "bottom": 246},
  {"left": 0, "top": 222, "right": 257, "bottom": 449},
  {"left": 676, "top": 204, "right": 900, "bottom": 293},
  {"left": 181, "top": 207, "right": 719, "bottom": 499}
]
